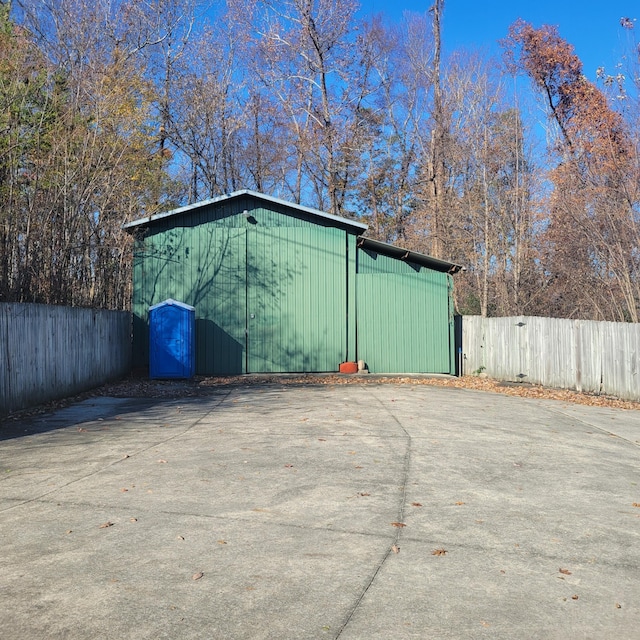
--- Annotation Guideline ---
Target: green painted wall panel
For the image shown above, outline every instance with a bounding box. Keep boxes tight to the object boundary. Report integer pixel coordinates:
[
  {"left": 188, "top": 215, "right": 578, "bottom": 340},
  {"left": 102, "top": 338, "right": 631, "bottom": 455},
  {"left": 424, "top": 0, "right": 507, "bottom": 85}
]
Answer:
[
  {"left": 356, "top": 271, "right": 452, "bottom": 373},
  {"left": 132, "top": 224, "right": 247, "bottom": 374},
  {"left": 133, "top": 199, "right": 351, "bottom": 374},
  {"left": 247, "top": 227, "right": 346, "bottom": 372},
  {"left": 191, "top": 228, "right": 247, "bottom": 375},
  {"left": 145, "top": 197, "right": 343, "bottom": 232}
]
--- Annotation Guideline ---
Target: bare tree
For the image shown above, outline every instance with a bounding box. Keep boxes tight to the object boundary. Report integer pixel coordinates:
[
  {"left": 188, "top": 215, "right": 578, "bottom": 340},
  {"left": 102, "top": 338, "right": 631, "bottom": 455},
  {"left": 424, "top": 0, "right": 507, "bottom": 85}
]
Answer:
[
  {"left": 230, "top": 0, "right": 362, "bottom": 214},
  {"left": 506, "top": 20, "right": 640, "bottom": 321}
]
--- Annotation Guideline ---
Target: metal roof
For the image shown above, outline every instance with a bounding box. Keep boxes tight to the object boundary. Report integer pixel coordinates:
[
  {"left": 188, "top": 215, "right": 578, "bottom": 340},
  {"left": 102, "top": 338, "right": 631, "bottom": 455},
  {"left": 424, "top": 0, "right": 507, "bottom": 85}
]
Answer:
[
  {"left": 356, "top": 237, "right": 464, "bottom": 274},
  {"left": 123, "top": 189, "right": 368, "bottom": 233},
  {"left": 123, "top": 189, "right": 462, "bottom": 273}
]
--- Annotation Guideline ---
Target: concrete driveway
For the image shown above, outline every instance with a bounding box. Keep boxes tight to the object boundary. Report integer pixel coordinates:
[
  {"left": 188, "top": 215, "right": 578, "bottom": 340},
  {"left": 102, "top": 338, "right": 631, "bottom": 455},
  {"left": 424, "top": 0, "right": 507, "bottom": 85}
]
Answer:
[{"left": 1, "top": 383, "right": 639, "bottom": 639}]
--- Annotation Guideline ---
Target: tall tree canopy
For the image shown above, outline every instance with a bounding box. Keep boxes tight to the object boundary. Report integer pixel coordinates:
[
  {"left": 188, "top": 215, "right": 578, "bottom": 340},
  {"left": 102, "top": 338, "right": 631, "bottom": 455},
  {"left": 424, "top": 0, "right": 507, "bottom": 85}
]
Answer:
[{"left": 0, "top": 1, "right": 637, "bottom": 321}]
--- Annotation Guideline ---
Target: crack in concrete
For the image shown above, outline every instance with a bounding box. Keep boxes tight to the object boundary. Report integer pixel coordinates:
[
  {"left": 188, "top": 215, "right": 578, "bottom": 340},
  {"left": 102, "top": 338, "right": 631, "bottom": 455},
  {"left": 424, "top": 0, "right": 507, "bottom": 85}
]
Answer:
[{"left": 334, "top": 388, "right": 413, "bottom": 639}]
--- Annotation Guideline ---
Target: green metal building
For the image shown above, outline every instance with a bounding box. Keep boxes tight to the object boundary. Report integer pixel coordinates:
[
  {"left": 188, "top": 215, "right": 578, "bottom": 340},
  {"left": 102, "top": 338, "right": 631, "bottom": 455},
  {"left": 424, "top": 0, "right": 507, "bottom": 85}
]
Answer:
[{"left": 125, "top": 190, "right": 462, "bottom": 375}]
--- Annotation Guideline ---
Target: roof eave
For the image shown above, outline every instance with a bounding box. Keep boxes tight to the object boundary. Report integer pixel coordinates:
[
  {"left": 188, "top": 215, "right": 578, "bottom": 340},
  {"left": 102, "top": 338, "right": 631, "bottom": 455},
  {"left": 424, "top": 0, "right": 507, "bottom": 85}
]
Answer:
[{"left": 356, "top": 237, "right": 464, "bottom": 274}]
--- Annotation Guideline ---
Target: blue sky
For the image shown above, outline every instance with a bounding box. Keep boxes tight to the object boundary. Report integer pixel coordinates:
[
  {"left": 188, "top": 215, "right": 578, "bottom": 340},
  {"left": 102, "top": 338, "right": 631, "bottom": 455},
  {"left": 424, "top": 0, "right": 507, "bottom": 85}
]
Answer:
[{"left": 358, "top": 0, "right": 639, "bottom": 80}]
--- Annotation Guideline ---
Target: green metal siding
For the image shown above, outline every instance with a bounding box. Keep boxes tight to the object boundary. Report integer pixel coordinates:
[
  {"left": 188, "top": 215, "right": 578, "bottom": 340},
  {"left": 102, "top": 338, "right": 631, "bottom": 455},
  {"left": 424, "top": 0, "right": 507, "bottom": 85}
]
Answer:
[
  {"left": 247, "top": 226, "right": 346, "bottom": 372},
  {"left": 131, "top": 193, "right": 456, "bottom": 376},
  {"left": 149, "top": 196, "right": 347, "bottom": 231},
  {"left": 193, "top": 228, "right": 247, "bottom": 375},
  {"left": 132, "top": 198, "right": 352, "bottom": 374},
  {"left": 356, "top": 270, "right": 453, "bottom": 374},
  {"left": 133, "top": 225, "right": 247, "bottom": 374}
]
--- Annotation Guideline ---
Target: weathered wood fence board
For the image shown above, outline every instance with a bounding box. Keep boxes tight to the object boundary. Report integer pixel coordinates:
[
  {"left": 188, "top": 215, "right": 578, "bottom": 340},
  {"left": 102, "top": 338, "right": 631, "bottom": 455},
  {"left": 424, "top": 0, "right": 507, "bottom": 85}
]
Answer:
[
  {"left": 1, "top": 303, "right": 131, "bottom": 415},
  {"left": 462, "top": 315, "right": 640, "bottom": 401}
]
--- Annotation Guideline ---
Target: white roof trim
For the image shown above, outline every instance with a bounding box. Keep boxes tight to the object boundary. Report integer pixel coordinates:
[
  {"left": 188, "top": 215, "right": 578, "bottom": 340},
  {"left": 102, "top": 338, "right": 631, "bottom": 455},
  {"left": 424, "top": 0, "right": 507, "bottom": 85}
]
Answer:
[
  {"left": 124, "top": 189, "right": 368, "bottom": 232},
  {"left": 149, "top": 298, "right": 195, "bottom": 312}
]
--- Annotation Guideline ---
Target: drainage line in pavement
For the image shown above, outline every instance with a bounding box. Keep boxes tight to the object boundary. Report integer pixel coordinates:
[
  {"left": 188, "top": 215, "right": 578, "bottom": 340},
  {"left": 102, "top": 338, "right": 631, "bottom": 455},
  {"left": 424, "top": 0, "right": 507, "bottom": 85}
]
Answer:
[
  {"left": 334, "top": 388, "right": 413, "bottom": 639},
  {"left": 0, "top": 389, "right": 234, "bottom": 514}
]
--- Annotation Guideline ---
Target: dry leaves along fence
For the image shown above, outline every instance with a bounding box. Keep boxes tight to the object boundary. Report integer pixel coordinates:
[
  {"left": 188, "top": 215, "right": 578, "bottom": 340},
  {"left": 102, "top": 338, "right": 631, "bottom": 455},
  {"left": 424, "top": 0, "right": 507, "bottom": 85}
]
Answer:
[{"left": 462, "top": 315, "right": 640, "bottom": 402}]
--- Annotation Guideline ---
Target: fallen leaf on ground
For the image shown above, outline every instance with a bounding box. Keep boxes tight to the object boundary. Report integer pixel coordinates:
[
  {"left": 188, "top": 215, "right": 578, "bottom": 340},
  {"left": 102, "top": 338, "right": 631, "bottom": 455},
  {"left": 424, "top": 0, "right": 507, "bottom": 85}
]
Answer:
[
  {"left": 25, "top": 372, "right": 640, "bottom": 418},
  {"left": 411, "top": 502, "right": 422, "bottom": 507},
  {"left": 391, "top": 522, "right": 406, "bottom": 528},
  {"left": 432, "top": 548, "right": 447, "bottom": 556}
]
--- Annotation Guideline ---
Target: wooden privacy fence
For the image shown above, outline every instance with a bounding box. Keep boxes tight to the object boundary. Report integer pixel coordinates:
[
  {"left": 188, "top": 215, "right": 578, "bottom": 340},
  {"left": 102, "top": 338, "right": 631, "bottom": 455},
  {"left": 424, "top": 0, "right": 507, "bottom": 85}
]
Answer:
[
  {"left": 462, "top": 315, "right": 640, "bottom": 402},
  {"left": 1, "top": 303, "right": 131, "bottom": 415}
]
